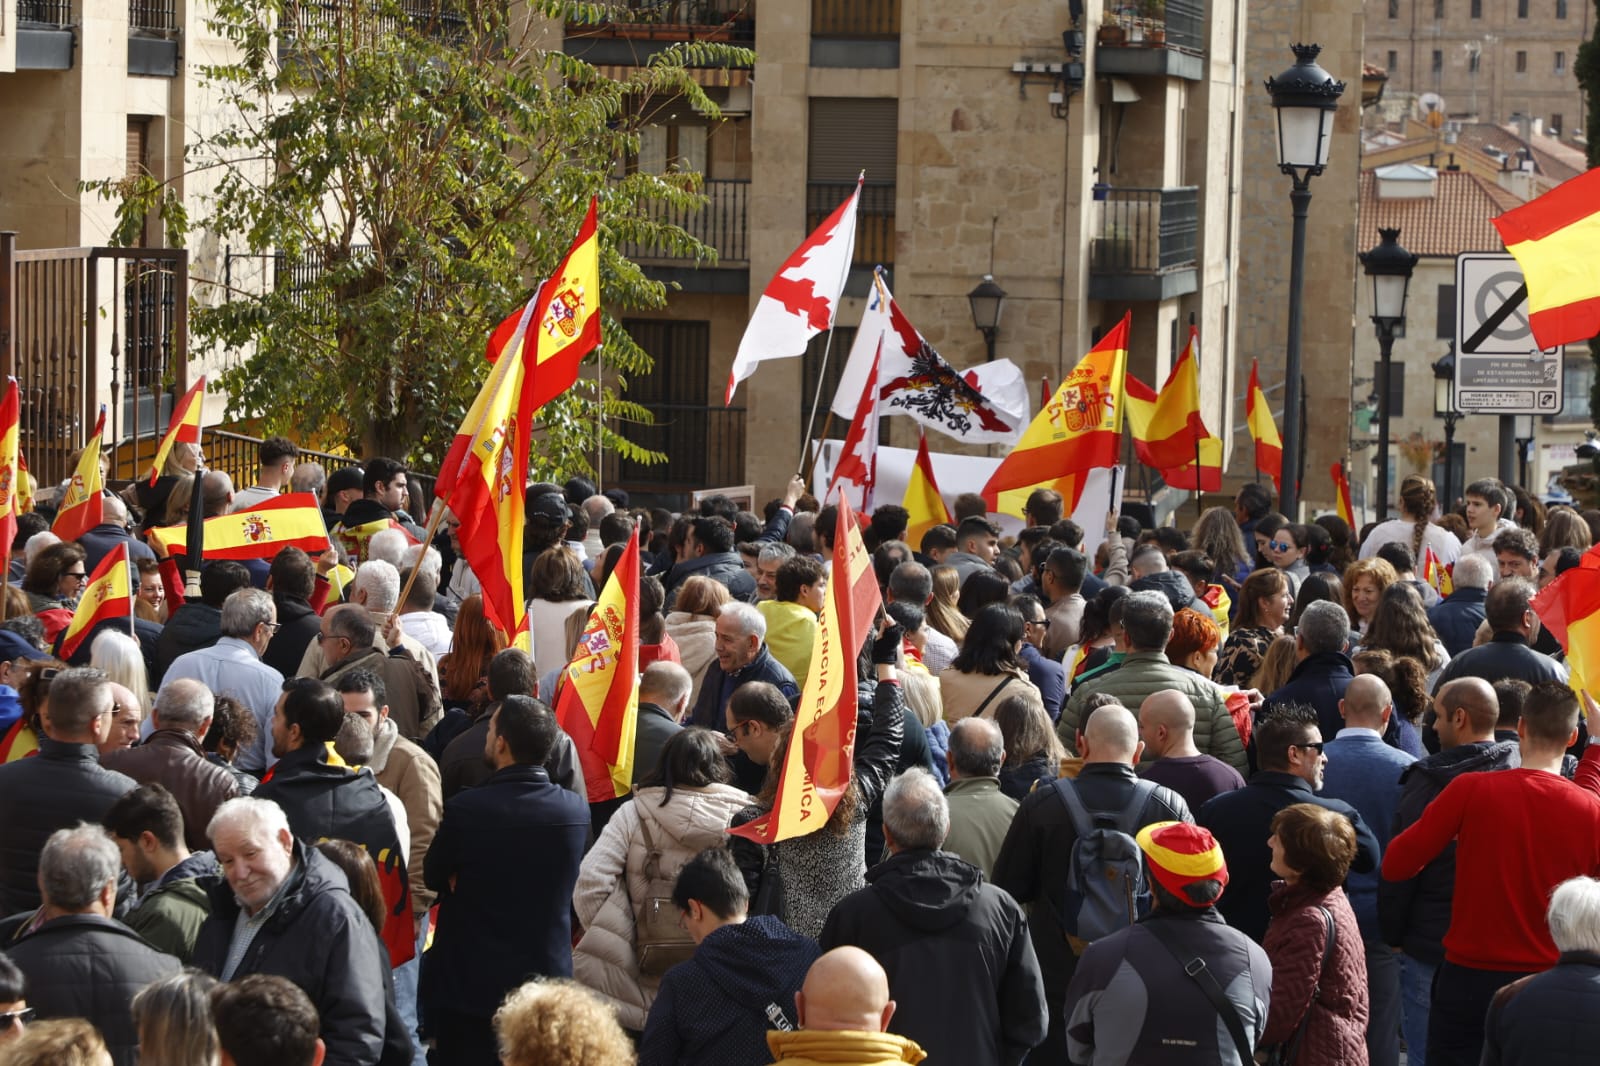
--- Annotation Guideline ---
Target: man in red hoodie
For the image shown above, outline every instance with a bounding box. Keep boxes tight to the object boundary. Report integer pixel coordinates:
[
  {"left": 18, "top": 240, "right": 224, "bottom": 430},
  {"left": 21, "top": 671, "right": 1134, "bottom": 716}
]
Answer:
[{"left": 1383, "top": 680, "right": 1600, "bottom": 1066}]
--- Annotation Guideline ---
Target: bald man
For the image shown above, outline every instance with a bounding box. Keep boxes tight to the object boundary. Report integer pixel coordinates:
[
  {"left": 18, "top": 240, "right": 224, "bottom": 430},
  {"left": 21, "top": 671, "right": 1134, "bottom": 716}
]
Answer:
[
  {"left": 1378, "top": 675, "right": 1519, "bottom": 1066},
  {"left": 1321, "top": 673, "right": 1417, "bottom": 1066},
  {"left": 769, "top": 947, "right": 925, "bottom": 1065},
  {"left": 1138, "top": 691, "right": 1245, "bottom": 811},
  {"left": 993, "top": 704, "right": 1191, "bottom": 1062}
]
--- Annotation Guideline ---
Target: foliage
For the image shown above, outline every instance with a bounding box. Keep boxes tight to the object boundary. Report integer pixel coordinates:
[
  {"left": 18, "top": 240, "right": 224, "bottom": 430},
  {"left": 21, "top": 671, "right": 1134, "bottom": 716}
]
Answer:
[{"left": 85, "top": 0, "right": 753, "bottom": 480}]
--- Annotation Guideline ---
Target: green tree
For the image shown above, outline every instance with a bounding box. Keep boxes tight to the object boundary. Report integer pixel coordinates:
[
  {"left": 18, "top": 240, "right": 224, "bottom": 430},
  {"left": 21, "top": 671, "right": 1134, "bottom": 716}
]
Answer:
[{"left": 89, "top": 0, "right": 752, "bottom": 479}]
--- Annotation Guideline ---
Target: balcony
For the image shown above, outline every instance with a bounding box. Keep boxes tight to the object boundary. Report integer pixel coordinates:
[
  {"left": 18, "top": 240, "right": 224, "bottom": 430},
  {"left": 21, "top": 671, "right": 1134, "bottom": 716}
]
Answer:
[
  {"left": 811, "top": 0, "right": 899, "bottom": 68},
  {"left": 16, "top": 0, "right": 75, "bottom": 69},
  {"left": 807, "top": 181, "right": 895, "bottom": 271},
  {"left": 128, "top": 0, "right": 180, "bottom": 76},
  {"left": 278, "top": 0, "right": 471, "bottom": 65},
  {"left": 1095, "top": 0, "right": 1205, "bottom": 81},
  {"left": 619, "top": 178, "right": 749, "bottom": 292},
  {"left": 564, "top": 1, "right": 755, "bottom": 71},
  {"left": 601, "top": 403, "right": 747, "bottom": 507},
  {"left": 1087, "top": 186, "right": 1198, "bottom": 303}
]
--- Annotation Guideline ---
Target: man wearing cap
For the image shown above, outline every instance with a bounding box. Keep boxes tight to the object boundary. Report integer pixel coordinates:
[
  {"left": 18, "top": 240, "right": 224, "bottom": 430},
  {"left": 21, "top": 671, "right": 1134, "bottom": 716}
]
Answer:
[
  {"left": 322, "top": 466, "right": 365, "bottom": 534},
  {"left": 1063, "top": 822, "right": 1273, "bottom": 1066}
]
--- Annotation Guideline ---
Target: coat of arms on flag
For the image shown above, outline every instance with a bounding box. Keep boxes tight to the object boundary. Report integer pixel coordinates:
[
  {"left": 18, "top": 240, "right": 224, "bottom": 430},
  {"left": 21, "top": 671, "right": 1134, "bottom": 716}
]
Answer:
[{"left": 543, "top": 282, "right": 587, "bottom": 340}]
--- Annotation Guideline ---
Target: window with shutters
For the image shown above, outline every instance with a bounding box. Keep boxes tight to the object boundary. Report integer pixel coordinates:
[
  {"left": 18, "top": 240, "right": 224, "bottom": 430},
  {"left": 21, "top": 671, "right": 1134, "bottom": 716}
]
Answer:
[
  {"left": 808, "top": 98, "right": 897, "bottom": 268},
  {"left": 127, "top": 119, "right": 150, "bottom": 178},
  {"left": 811, "top": 0, "right": 899, "bottom": 38}
]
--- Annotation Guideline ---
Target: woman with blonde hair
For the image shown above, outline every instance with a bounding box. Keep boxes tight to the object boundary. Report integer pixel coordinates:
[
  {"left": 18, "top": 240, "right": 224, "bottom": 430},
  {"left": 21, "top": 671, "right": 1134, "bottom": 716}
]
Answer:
[
  {"left": 1214, "top": 568, "right": 1293, "bottom": 686},
  {"left": 90, "top": 629, "right": 149, "bottom": 716},
  {"left": 1341, "top": 557, "right": 1399, "bottom": 636},
  {"left": 663, "top": 576, "right": 730, "bottom": 705},
  {"left": 927, "top": 564, "right": 970, "bottom": 643},
  {"left": 993, "top": 689, "right": 1065, "bottom": 799},
  {"left": 132, "top": 971, "right": 219, "bottom": 1066},
  {"left": 133, "top": 558, "right": 167, "bottom": 624},
  {"left": 0, "top": 1018, "right": 112, "bottom": 1066},
  {"left": 495, "top": 978, "right": 636, "bottom": 1066},
  {"left": 1359, "top": 474, "right": 1459, "bottom": 567},
  {"left": 1249, "top": 635, "right": 1300, "bottom": 696},
  {"left": 1191, "top": 505, "right": 1253, "bottom": 591}
]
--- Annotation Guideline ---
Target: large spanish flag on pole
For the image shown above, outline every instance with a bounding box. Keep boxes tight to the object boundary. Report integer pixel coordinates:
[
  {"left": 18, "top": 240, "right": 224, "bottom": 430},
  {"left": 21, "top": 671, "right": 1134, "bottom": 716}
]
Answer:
[
  {"left": 437, "top": 200, "right": 601, "bottom": 650},
  {"left": 1246, "top": 361, "right": 1282, "bottom": 493},
  {"left": 729, "top": 496, "right": 882, "bottom": 844},
  {"left": 149, "top": 493, "right": 333, "bottom": 561},
  {"left": 54, "top": 406, "right": 107, "bottom": 542},
  {"left": 1492, "top": 166, "right": 1600, "bottom": 350},
  {"left": 1532, "top": 545, "right": 1600, "bottom": 714},
  {"left": 0, "top": 380, "right": 21, "bottom": 568},
  {"left": 556, "top": 529, "right": 640, "bottom": 801},
  {"left": 981, "top": 313, "right": 1129, "bottom": 516},
  {"left": 901, "top": 429, "right": 951, "bottom": 548},
  {"left": 1331, "top": 461, "right": 1354, "bottom": 525},
  {"left": 57, "top": 544, "right": 133, "bottom": 660},
  {"left": 147, "top": 376, "right": 205, "bottom": 485},
  {"left": 1135, "top": 327, "right": 1207, "bottom": 469}
]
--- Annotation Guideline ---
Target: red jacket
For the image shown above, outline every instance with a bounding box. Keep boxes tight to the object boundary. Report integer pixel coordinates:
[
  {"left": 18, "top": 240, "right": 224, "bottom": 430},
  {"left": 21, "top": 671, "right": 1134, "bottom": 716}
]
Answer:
[
  {"left": 1383, "top": 767, "right": 1600, "bottom": 971},
  {"left": 1262, "top": 882, "right": 1369, "bottom": 1066}
]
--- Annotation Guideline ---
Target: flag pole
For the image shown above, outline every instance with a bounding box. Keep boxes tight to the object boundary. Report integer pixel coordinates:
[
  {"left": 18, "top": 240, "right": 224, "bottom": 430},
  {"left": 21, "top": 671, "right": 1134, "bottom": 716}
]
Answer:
[
  {"left": 796, "top": 174, "right": 867, "bottom": 475},
  {"left": 595, "top": 348, "right": 604, "bottom": 494}
]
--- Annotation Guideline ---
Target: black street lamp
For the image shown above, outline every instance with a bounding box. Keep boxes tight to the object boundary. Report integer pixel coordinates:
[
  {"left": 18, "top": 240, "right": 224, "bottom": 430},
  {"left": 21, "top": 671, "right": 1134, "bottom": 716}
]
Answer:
[
  {"left": 968, "top": 274, "right": 1007, "bottom": 361},
  {"left": 1265, "top": 42, "right": 1345, "bottom": 517},
  {"left": 1360, "top": 226, "right": 1417, "bottom": 520},
  {"left": 1432, "top": 346, "right": 1460, "bottom": 506}
]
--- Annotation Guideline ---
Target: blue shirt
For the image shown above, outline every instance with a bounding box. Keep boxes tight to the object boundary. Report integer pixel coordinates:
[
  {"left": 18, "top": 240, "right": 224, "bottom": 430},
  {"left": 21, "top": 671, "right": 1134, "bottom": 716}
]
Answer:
[
  {"left": 160, "top": 637, "right": 285, "bottom": 774},
  {"left": 1321, "top": 727, "right": 1415, "bottom": 939}
]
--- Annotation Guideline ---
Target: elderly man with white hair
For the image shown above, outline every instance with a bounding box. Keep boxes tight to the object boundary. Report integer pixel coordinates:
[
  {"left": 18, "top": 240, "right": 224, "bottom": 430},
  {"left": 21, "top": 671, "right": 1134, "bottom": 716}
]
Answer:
[
  {"left": 1427, "top": 550, "right": 1494, "bottom": 659},
  {"left": 687, "top": 600, "right": 799, "bottom": 730},
  {"left": 397, "top": 546, "right": 453, "bottom": 654},
  {"left": 295, "top": 559, "right": 441, "bottom": 717},
  {"left": 821, "top": 767, "right": 1047, "bottom": 1066},
  {"left": 308, "top": 603, "right": 440, "bottom": 741},
  {"left": 4, "top": 825, "right": 180, "bottom": 1066},
  {"left": 1484, "top": 876, "right": 1600, "bottom": 1062},
  {"left": 159, "top": 589, "right": 284, "bottom": 775},
  {"left": 192, "top": 797, "right": 395, "bottom": 1066}
]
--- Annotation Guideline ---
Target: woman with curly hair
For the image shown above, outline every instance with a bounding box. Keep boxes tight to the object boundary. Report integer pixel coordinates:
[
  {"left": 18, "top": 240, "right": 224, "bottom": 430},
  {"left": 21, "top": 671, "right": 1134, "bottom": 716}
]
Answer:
[
  {"left": 22, "top": 541, "right": 86, "bottom": 616},
  {"left": 1351, "top": 648, "right": 1427, "bottom": 757},
  {"left": 1341, "top": 557, "right": 1398, "bottom": 637},
  {"left": 1359, "top": 474, "right": 1459, "bottom": 571},
  {"left": 939, "top": 603, "right": 1040, "bottom": 721},
  {"left": 495, "top": 979, "right": 636, "bottom": 1066},
  {"left": 1191, "top": 506, "right": 1253, "bottom": 592},
  {"left": 201, "top": 695, "right": 259, "bottom": 794},
  {"left": 1358, "top": 582, "right": 1450, "bottom": 691},
  {"left": 926, "top": 565, "right": 970, "bottom": 643},
  {"left": 1214, "top": 569, "right": 1293, "bottom": 687},
  {"left": 438, "top": 594, "right": 505, "bottom": 716}
]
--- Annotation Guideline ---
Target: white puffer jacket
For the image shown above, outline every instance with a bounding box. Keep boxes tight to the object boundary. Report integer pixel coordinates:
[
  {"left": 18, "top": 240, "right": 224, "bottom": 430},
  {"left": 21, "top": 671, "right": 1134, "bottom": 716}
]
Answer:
[
  {"left": 663, "top": 613, "right": 717, "bottom": 704},
  {"left": 572, "top": 782, "right": 754, "bottom": 1029}
]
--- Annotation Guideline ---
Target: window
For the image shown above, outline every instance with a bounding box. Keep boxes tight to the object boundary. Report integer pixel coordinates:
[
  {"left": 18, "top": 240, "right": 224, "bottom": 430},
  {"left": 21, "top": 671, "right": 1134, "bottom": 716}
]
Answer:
[
  {"left": 1558, "top": 0, "right": 1569, "bottom": 16},
  {"left": 808, "top": 98, "right": 897, "bottom": 268},
  {"left": 1471, "top": 0, "right": 1481, "bottom": 15},
  {"left": 1436, "top": 284, "right": 1456, "bottom": 340},
  {"left": 1435, "top": 0, "right": 1444, "bottom": 15},
  {"left": 1553, "top": 113, "right": 1565, "bottom": 135},
  {"left": 1556, "top": 51, "right": 1567, "bottom": 75},
  {"left": 1549, "top": 360, "right": 1595, "bottom": 423},
  {"left": 1389, "top": 0, "right": 1400, "bottom": 17},
  {"left": 1469, "top": 50, "right": 1481, "bottom": 73},
  {"left": 1516, "top": 51, "right": 1528, "bottom": 73},
  {"left": 1387, "top": 50, "right": 1399, "bottom": 73},
  {"left": 1432, "top": 50, "right": 1443, "bottom": 73},
  {"left": 1517, "top": 0, "right": 1529, "bottom": 16}
]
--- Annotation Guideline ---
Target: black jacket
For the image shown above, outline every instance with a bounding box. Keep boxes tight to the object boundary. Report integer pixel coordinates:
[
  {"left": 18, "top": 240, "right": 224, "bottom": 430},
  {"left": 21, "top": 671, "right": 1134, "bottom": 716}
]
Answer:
[
  {"left": 264, "top": 595, "right": 322, "bottom": 678},
  {"left": 1432, "top": 631, "right": 1569, "bottom": 693},
  {"left": 990, "top": 763, "right": 1190, "bottom": 1064},
  {"left": 688, "top": 644, "right": 798, "bottom": 731},
  {"left": 1197, "top": 771, "right": 1380, "bottom": 944},
  {"left": 1483, "top": 950, "right": 1600, "bottom": 1066},
  {"left": 1377, "top": 739, "right": 1521, "bottom": 961},
  {"left": 438, "top": 711, "right": 583, "bottom": 800},
  {"left": 194, "top": 843, "right": 394, "bottom": 1066},
  {"left": 0, "top": 738, "right": 135, "bottom": 917},
  {"left": 154, "top": 602, "right": 222, "bottom": 685},
  {"left": 1263, "top": 652, "right": 1355, "bottom": 745},
  {"left": 639, "top": 915, "right": 819, "bottom": 1066},
  {"left": 632, "top": 702, "right": 683, "bottom": 788},
  {"left": 422, "top": 764, "right": 589, "bottom": 1019},
  {"left": 77, "top": 522, "right": 157, "bottom": 577},
  {"left": 663, "top": 551, "right": 756, "bottom": 606},
  {"left": 1427, "top": 586, "right": 1488, "bottom": 659},
  {"left": 254, "top": 743, "right": 412, "bottom": 967},
  {"left": 1128, "top": 570, "right": 1197, "bottom": 612},
  {"left": 822, "top": 849, "right": 1047, "bottom": 1066},
  {"left": 7, "top": 913, "right": 180, "bottom": 1066}
]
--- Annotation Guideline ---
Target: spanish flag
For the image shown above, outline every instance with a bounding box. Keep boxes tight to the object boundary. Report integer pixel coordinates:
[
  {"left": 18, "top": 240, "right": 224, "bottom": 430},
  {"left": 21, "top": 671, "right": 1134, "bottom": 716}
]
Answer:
[
  {"left": 729, "top": 496, "right": 882, "bottom": 844},
  {"left": 1422, "top": 545, "right": 1454, "bottom": 598},
  {"left": 16, "top": 451, "right": 32, "bottom": 515},
  {"left": 1127, "top": 374, "right": 1223, "bottom": 492},
  {"left": 901, "top": 430, "right": 951, "bottom": 548},
  {"left": 57, "top": 543, "right": 133, "bottom": 660},
  {"left": 0, "top": 380, "right": 20, "bottom": 564},
  {"left": 149, "top": 493, "right": 332, "bottom": 561},
  {"left": 981, "top": 313, "right": 1129, "bottom": 516},
  {"left": 1332, "top": 461, "right": 1354, "bottom": 525},
  {"left": 1246, "top": 361, "right": 1282, "bottom": 493},
  {"left": 53, "top": 406, "right": 106, "bottom": 542},
  {"left": 555, "top": 529, "right": 640, "bottom": 801},
  {"left": 1492, "top": 167, "right": 1600, "bottom": 350},
  {"left": 1129, "top": 327, "right": 1207, "bottom": 470},
  {"left": 1532, "top": 545, "right": 1600, "bottom": 713},
  {"left": 333, "top": 516, "right": 418, "bottom": 565},
  {"left": 147, "top": 376, "right": 205, "bottom": 485}
]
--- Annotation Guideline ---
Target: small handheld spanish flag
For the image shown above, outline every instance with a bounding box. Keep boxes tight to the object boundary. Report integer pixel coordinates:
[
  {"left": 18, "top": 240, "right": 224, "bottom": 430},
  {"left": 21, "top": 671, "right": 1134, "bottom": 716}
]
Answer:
[
  {"left": 57, "top": 544, "right": 133, "bottom": 661},
  {"left": 1331, "top": 461, "right": 1354, "bottom": 526},
  {"left": 148, "top": 376, "right": 205, "bottom": 485}
]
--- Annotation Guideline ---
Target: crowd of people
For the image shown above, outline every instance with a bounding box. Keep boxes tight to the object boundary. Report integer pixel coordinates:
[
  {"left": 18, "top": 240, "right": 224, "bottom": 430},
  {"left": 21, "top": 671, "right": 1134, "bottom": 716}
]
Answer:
[{"left": 1, "top": 432, "right": 1598, "bottom": 1066}]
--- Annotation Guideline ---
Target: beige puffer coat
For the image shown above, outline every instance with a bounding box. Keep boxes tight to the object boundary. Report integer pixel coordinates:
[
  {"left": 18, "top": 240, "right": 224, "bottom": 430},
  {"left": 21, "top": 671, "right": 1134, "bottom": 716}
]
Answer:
[{"left": 572, "top": 782, "right": 754, "bottom": 1030}]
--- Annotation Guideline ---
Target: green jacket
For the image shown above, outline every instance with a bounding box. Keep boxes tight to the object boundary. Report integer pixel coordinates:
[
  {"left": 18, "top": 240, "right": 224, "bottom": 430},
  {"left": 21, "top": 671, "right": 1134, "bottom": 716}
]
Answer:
[
  {"left": 1058, "top": 650, "right": 1247, "bottom": 773},
  {"left": 125, "top": 857, "right": 215, "bottom": 963},
  {"left": 940, "top": 777, "right": 1019, "bottom": 880}
]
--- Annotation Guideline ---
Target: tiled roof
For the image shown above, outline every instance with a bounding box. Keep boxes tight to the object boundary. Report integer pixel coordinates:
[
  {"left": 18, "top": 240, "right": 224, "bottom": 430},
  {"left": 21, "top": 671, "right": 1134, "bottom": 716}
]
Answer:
[{"left": 1359, "top": 170, "right": 1525, "bottom": 257}]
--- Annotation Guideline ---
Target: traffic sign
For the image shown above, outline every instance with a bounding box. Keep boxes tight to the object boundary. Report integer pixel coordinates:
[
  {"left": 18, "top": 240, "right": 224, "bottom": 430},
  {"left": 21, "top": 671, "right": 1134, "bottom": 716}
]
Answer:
[{"left": 1454, "top": 252, "right": 1562, "bottom": 415}]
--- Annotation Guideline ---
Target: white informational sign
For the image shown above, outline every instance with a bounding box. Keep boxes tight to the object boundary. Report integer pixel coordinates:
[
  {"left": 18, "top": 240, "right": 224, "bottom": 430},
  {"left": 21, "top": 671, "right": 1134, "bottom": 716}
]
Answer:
[
  {"left": 1454, "top": 252, "right": 1563, "bottom": 414},
  {"left": 810, "top": 442, "right": 1122, "bottom": 561}
]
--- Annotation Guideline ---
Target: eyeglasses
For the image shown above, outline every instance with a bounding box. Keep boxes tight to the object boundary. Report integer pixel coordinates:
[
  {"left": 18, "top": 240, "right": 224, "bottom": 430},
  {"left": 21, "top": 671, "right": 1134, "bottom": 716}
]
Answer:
[
  {"left": 1293, "top": 741, "right": 1326, "bottom": 755},
  {"left": 260, "top": 621, "right": 281, "bottom": 634},
  {"left": 0, "top": 1007, "right": 35, "bottom": 1026},
  {"left": 315, "top": 632, "right": 345, "bottom": 644},
  {"left": 1028, "top": 617, "right": 1051, "bottom": 629},
  {"left": 1268, "top": 541, "right": 1294, "bottom": 553}
]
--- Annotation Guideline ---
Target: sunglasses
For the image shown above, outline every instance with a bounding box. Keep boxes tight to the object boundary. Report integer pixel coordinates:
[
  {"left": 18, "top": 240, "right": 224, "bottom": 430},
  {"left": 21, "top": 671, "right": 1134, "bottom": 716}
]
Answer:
[
  {"left": 1268, "top": 541, "right": 1294, "bottom": 553},
  {"left": 1293, "top": 741, "right": 1326, "bottom": 755},
  {"left": 0, "top": 1007, "right": 34, "bottom": 1026},
  {"left": 1028, "top": 617, "right": 1052, "bottom": 628},
  {"left": 62, "top": 571, "right": 88, "bottom": 579}
]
